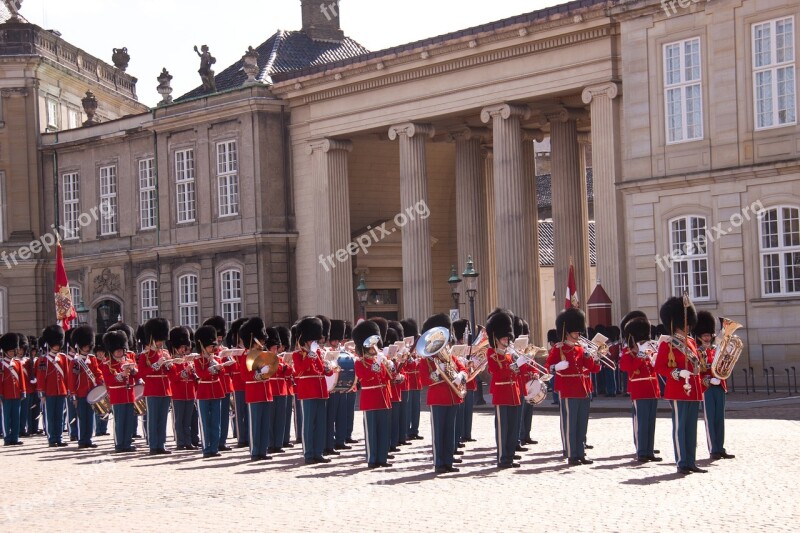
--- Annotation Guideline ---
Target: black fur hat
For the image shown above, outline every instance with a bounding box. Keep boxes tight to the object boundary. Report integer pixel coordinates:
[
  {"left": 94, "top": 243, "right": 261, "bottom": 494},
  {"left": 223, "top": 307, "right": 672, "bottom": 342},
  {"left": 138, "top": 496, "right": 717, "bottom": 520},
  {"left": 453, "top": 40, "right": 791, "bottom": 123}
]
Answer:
[
  {"left": 421, "top": 313, "right": 451, "bottom": 335},
  {"left": 694, "top": 310, "right": 717, "bottom": 338},
  {"left": 203, "top": 316, "right": 226, "bottom": 338},
  {"left": 513, "top": 316, "right": 525, "bottom": 338},
  {"left": 388, "top": 320, "right": 405, "bottom": 341},
  {"left": 42, "top": 325, "right": 65, "bottom": 349},
  {"left": 64, "top": 328, "right": 74, "bottom": 348},
  {"left": 385, "top": 328, "right": 399, "bottom": 345},
  {"left": 297, "top": 316, "right": 323, "bottom": 345},
  {"left": 144, "top": 317, "right": 170, "bottom": 343},
  {"left": 370, "top": 317, "right": 389, "bottom": 343},
  {"left": 71, "top": 325, "right": 95, "bottom": 351},
  {"left": 0, "top": 333, "right": 18, "bottom": 353},
  {"left": 239, "top": 317, "right": 267, "bottom": 348},
  {"left": 277, "top": 326, "right": 290, "bottom": 349},
  {"left": 103, "top": 330, "right": 128, "bottom": 353},
  {"left": 343, "top": 321, "right": 353, "bottom": 340},
  {"left": 265, "top": 327, "right": 280, "bottom": 349},
  {"left": 329, "top": 319, "right": 346, "bottom": 342},
  {"left": 226, "top": 317, "right": 248, "bottom": 348},
  {"left": 107, "top": 322, "right": 135, "bottom": 347},
  {"left": 556, "top": 308, "right": 586, "bottom": 340},
  {"left": 290, "top": 324, "right": 299, "bottom": 349},
  {"left": 94, "top": 334, "right": 106, "bottom": 354},
  {"left": 547, "top": 329, "right": 559, "bottom": 345},
  {"left": 352, "top": 320, "right": 381, "bottom": 356},
  {"left": 316, "top": 315, "right": 331, "bottom": 340},
  {"left": 620, "top": 310, "right": 648, "bottom": 337},
  {"left": 168, "top": 326, "right": 192, "bottom": 350},
  {"left": 400, "top": 318, "right": 419, "bottom": 339},
  {"left": 485, "top": 311, "right": 514, "bottom": 348},
  {"left": 522, "top": 320, "right": 530, "bottom": 337},
  {"left": 608, "top": 326, "right": 621, "bottom": 342},
  {"left": 624, "top": 317, "right": 652, "bottom": 349},
  {"left": 136, "top": 325, "right": 147, "bottom": 348},
  {"left": 452, "top": 319, "right": 470, "bottom": 343},
  {"left": 659, "top": 296, "right": 697, "bottom": 334},
  {"left": 195, "top": 325, "right": 218, "bottom": 351},
  {"left": 16, "top": 334, "right": 29, "bottom": 350}
]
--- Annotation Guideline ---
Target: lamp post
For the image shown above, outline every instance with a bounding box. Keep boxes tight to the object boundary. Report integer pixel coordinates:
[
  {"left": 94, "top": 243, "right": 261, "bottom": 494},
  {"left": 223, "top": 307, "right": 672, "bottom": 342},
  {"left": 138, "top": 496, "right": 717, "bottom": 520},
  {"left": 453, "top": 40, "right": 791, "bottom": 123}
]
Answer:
[
  {"left": 462, "top": 256, "right": 479, "bottom": 343},
  {"left": 356, "top": 274, "right": 369, "bottom": 320},
  {"left": 75, "top": 300, "right": 89, "bottom": 326},
  {"left": 448, "top": 265, "right": 462, "bottom": 322}
]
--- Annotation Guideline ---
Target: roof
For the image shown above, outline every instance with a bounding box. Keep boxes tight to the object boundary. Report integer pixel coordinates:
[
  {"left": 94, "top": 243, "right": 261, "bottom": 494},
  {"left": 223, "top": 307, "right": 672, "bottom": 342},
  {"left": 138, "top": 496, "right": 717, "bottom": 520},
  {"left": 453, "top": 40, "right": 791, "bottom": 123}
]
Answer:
[
  {"left": 177, "top": 30, "right": 369, "bottom": 101},
  {"left": 538, "top": 220, "right": 596, "bottom": 267},
  {"left": 536, "top": 169, "right": 594, "bottom": 210}
]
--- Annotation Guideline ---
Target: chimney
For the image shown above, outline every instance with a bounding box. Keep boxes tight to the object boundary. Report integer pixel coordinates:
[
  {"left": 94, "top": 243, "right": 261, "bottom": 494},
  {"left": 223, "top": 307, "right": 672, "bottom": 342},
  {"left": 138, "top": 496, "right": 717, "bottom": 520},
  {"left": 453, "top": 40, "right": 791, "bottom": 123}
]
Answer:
[{"left": 301, "top": 0, "right": 345, "bottom": 42}]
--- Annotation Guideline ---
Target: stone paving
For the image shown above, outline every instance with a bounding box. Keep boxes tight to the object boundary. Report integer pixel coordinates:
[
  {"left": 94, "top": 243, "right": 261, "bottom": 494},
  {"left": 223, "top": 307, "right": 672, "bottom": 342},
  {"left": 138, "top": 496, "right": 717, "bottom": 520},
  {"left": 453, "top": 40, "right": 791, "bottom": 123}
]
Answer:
[{"left": 1, "top": 397, "right": 798, "bottom": 532}]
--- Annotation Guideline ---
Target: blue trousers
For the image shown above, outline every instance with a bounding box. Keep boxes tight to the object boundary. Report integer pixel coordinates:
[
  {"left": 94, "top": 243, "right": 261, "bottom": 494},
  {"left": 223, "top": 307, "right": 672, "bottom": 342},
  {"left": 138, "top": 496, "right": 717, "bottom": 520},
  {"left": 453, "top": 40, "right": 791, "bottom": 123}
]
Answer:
[
  {"left": 345, "top": 391, "right": 356, "bottom": 440},
  {"left": 670, "top": 400, "right": 699, "bottom": 469},
  {"left": 197, "top": 399, "right": 222, "bottom": 455},
  {"left": 172, "top": 399, "right": 194, "bottom": 447},
  {"left": 75, "top": 396, "right": 95, "bottom": 446},
  {"left": 325, "top": 393, "right": 339, "bottom": 450},
  {"left": 390, "top": 401, "right": 401, "bottom": 447},
  {"left": 408, "top": 389, "right": 421, "bottom": 437},
  {"left": 301, "top": 398, "right": 326, "bottom": 460},
  {"left": 248, "top": 402, "right": 272, "bottom": 458},
  {"left": 495, "top": 404, "right": 520, "bottom": 465},
  {"left": 270, "top": 395, "right": 288, "bottom": 449},
  {"left": 334, "top": 393, "right": 349, "bottom": 446},
  {"left": 234, "top": 390, "right": 248, "bottom": 445},
  {"left": 95, "top": 411, "right": 109, "bottom": 436},
  {"left": 2, "top": 398, "right": 21, "bottom": 444},
  {"left": 190, "top": 403, "right": 200, "bottom": 446},
  {"left": 463, "top": 389, "right": 475, "bottom": 440},
  {"left": 454, "top": 402, "right": 464, "bottom": 449},
  {"left": 67, "top": 397, "right": 77, "bottom": 437},
  {"left": 703, "top": 386, "right": 726, "bottom": 454},
  {"left": 400, "top": 390, "right": 411, "bottom": 442},
  {"left": 632, "top": 399, "right": 658, "bottom": 457},
  {"left": 112, "top": 403, "right": 136, "bottom": 450},
  {"left": 145, "top": 396, "right": 170, "bottom": 451},
  {"left": 29, "top": 396, "right": 41, "bottom": 434},
  {"left": 293, "top": 396, "right": 304, "bottom": 443},
  {"left": 560, "top": 397, "right": 590, "bottom": 459},
  {"left": 518, "top": 392, "right": 533, "bottom": 443},
  {"left": 283, "top": 395, "right": 294, "bottom": 445},
  {"left": 363, "top": 408, "right": 391, "bottom": 465},
  {"left": 44, "top": 395, "right": 66, "bottom": 445},
  {"left": 219, "top": 393, "right": 231, "bottom": 447},
  {"left": 430, "top": 405, "right": 456, "bottom": 468},
  {"left": 19, "top": 395, "right": 30, "bottom": 435}
]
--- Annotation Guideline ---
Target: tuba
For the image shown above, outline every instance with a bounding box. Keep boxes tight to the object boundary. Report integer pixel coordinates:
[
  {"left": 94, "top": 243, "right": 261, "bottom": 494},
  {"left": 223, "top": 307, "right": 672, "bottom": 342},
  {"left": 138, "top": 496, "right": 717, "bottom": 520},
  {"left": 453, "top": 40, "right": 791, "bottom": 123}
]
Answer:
[
  {"left": 416, "top": 327, "right": 467, "bottom": 399},
  {"left": 466, "top": 328, "right": 489, "bottom": 382},
  {"left": 710, "top": 318, "right": 744, "bottom": 380}
]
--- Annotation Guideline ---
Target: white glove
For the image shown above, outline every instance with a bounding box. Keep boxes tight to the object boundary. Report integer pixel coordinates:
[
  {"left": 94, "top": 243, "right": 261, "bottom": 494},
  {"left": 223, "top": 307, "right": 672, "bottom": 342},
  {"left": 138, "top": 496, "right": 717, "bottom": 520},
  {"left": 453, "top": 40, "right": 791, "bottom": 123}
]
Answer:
[
  {"left": 679, "top": 369, "right": 692, "bottom": 380},
  {"left": 310, "top": 341, "right": 320, "bottom": 353},
  {"left": 394, "top": 374, "right": 405, "bottom": 384},
  {"left": 30, "top": 378, "right": 37, "bottom": 385},
  {"left": 710, "top": 377, "right": 721, "bottom": 386},
  {"left": 260, "top": 366, "right": 271, "bottom": 375},
  {"left": 554, "top": 361, "right": 570, "bottom": 371}
]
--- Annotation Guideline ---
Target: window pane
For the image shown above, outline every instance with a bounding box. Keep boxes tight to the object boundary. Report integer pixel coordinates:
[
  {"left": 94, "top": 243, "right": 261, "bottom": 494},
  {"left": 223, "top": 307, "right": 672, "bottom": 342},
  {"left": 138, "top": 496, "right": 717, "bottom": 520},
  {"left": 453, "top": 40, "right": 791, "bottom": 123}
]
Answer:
[
  {"left": 786, "top": 252, "right": 800, "bottom": 293},
  {"left": 755, "top": 70, "right": 774, "bottom": 128},
  {"left": 777, "top": 66, "right": 796, "bottom": 124},
  {"left": 761, "top": 209, "right": 779, "bottom": 248},
  {"left": 754, "top": 22, "right": 772, "bottom": 68},
  {"left": 672, "top": 260, "right": 688, "bottom": 297},
  {"left": 684, "top": 39, "right": 701, "bottom": 82},
  {"left": 782, "top": 207, "right": 800, "bottom": 247},
  {"left": 776, "top": 18, "right": 794, "bottom": 63},
  {"left": 692, "top": 259, "right": 709, "bottom": 298},
  {"left": 667, "top": 88, "right": 683, "bottom": 142},
  {"left": 671, "top": 218, "right": 687, "bottom": 255},
  {"left": 665, "top": 43, "right": 681, "bottom": 85},
  {"left": 685, "top": 84, "right": 703, "bottom": 139},
  {"left": 762, "top": 253, "right": 781, "bottom": 294}
]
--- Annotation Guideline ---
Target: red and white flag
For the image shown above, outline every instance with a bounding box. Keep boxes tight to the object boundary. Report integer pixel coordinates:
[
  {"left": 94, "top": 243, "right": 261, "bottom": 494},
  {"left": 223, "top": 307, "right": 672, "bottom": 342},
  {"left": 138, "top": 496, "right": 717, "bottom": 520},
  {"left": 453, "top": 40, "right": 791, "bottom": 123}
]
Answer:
[
  {"left": 54, "top": 239, "right": 77, "bottom": 331},
  {"left": 565, "top": 259, "right": 579, "bottom": 310}
]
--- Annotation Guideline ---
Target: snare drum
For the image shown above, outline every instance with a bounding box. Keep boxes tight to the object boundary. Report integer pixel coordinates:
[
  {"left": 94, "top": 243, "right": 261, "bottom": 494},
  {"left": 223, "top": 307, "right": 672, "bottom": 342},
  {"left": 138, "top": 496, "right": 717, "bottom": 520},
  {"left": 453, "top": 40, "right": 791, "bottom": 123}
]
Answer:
[
  {"left": 86, "top": 385, "right": 111, "bottom": 418},
  {"left": 332, "top": 355, "right": 355, "bottom": 393},
  {"left": 524, "top": 379, "right": 547, "bottom": 405},
  {"left": 133, "top": 383, "right": 146, "bottom": 416}
]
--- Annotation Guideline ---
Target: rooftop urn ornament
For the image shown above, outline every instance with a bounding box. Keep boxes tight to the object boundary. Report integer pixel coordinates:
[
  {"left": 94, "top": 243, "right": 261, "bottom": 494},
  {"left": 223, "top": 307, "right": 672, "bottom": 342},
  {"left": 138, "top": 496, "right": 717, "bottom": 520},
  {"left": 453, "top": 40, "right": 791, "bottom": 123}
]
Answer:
[
  {"left": 81, "top": 90, "right": 99, "bottom": 126},
  {"left": 193, "top": 44, "right": 217, "bottom": 93},
  {"left": 156, "top": 68, "right": 173, "bottom": 106},
  {"left": 242, "top": 46, "right": 260, "bottom": 85},
  {"left": 4, "top": 0, "right": 23, "bottom": 22},
  {"left": 111, "top": 47, "right": 130, "bottom": 71}
]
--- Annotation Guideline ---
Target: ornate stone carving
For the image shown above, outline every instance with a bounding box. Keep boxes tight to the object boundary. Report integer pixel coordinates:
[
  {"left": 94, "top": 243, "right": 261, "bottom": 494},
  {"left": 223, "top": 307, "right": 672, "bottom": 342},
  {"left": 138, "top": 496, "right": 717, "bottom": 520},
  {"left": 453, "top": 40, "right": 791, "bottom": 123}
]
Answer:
[
  {"left": 388, "top": 123, "right": 435, "bottom": 140},
  {"left": 480, "top": 103, "right": 531, "bottom": 124},
  {"left": 242, "top": 46, "right": 260, "bottom": 85},
  {"left": 93, "top": 268, "right": 121, "bottom": 295},
  {"left": 581, "top": 82, "right": 620, "bottom": 104},
  {"left": 193, "top": 44, "right": 217, "bottom": 93},
  {"left": 81, "top": 90, "right": 99, "bottom": 126},
  {"left": 111, "top": 47, "right": 130, "bottom": 71},
  {"left": 306, "top": 138, "right": 353, "bottom": 155},
  {"left": 156, "top": 68, "right": 173, "bottom": 106}
]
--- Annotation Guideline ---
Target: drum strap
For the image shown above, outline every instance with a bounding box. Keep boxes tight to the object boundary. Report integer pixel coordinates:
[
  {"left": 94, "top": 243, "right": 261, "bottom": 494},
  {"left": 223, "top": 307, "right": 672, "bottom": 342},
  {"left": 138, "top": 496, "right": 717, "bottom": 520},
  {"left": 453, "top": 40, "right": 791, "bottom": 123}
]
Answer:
[
  {"left": 47, "top": 354, "right": 65, "bottom": 379},
  {"left": 75, "top": 356, "right": 97, "bottom": 388}
]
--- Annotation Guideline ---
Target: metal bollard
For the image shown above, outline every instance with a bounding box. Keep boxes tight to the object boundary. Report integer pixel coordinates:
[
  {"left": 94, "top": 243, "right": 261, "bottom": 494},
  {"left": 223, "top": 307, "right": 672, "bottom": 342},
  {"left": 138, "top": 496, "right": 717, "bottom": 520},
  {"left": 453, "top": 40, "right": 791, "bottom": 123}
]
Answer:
[
  {"left": 786, "top": 369, "right": 792, "bottom": 396},
  {"left": 770, "top": 367, "right": 777, "bottom": 393},
  {"left": 742, "top": 368, "right": 748, "bottom": 395},
  {"left": 764, "top": 369, "right": 770, "bottom": 396}
]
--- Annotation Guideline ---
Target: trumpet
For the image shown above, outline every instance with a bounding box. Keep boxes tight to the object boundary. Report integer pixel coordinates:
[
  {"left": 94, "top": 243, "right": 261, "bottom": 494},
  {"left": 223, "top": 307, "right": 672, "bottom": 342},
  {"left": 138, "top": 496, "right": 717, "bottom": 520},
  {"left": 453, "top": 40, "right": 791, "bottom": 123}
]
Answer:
[{"left": 578, "top": 335, "right": 616, "bottom": 370}]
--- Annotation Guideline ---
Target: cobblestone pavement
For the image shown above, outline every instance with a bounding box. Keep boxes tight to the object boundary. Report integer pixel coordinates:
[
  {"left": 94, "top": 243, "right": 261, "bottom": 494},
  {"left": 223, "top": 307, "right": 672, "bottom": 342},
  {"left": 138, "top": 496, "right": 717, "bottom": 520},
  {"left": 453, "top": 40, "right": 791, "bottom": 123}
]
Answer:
[{"left": 1, "top": 400, "right": 798, "bottom": 532}]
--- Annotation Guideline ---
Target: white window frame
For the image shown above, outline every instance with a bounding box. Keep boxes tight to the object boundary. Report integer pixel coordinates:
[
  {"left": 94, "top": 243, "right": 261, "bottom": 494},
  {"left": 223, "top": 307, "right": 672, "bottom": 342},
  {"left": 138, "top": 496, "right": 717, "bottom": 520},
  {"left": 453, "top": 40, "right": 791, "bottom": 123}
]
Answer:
[
  {"left": 99, "top": 165, "right": 118, "bottom": 236},
  {"left": 62, "top": 172, "right": 80, "bottom": 241},
  {"left": 216, "top": 140, "right": 239, "bottom": 217},
  {"left": 663, "top": 37, "right": 704, "bottom": 144},
  {"left": 67, "top": 107, "right": 81, "bottom": 129},
  {"left": 753, "top": 16, "right": 797, "bottom": 130},
  {"left": 0, "top": 287, "right": 6, "bottom": 334},
  {"left": 46, "top": 98, "right": 59, "bottom": 130},
  {"left": 759, "top": 205, "right": 800, "bottom": 296},
  {"left": 669, "top": 215, "right": 711, "bottom": 301},
  {"left": 178, "top": 273, "right": 199, "bottom": 330},
  {"left": 140, "top": 277, "right": 159, "bottom": 322},
  {"left": 69, "top": 285, "right": 82, "bottom": 311},
  {"left": 139, "top": 158, "right": 157, "bottom": 230},
  {"left": 175, "top": 149, "right": 196, "bottom": 224},
  {"left": 219, "top": 268, "right": 243, "bottom": 326}
]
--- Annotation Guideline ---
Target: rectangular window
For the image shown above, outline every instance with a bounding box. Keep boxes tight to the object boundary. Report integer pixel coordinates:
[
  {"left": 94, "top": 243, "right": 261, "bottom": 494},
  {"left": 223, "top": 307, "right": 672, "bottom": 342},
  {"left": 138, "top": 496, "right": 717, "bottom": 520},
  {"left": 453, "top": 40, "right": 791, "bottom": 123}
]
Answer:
[
  {"left": 178, "top": 274, "right": 199, "bottom": 330},
  {"left": 175, "top": 149, "right": 196, "bottom": 223},
  {"left": 62, "top": 172, "right": 80, "bottom": 240},
  {"left": 67, "top": 108, "right": 81, "bottom": 129},
  {"left": 99, "top": 165, "right": 118, "bottom": 235},
  {"left": 220, "top": 269, "right": 242, "bottom": 325},
  {"left": 46, "top": 98, "right": 59, "bottom": 129},
  {"left": 760, "top": 206, "right": 800, "bottom": 295},
  {"left": 753, "top": 17, "right": 797, "bottom": 129},
  {"left": 670, "top": 215, "right": 710, "bottom": 300},
  {"left": 139, "top": 158, "right": 157, "bottom": 230},
  {"left": 140, "top": 278, "right": 159, "bottom": 322},
  {"left": 69, "top": 286, "right": 81, "bottom": 309},
  {"left": 664, "top": 37, "right": 703, "bottom": 144},
  {"left": 217, "top": 140, "right": 239, "bottom": 217}
]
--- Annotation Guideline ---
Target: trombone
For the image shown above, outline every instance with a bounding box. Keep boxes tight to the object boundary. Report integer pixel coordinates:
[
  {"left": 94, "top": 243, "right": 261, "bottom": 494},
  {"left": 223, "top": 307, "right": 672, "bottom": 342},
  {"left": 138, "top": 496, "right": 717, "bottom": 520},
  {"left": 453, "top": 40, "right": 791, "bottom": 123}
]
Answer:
[
  {"left": 577, "top": 335, "right": 616, "bottom": 370},
  {"left": 507, "top": 343, "right": 553, "bottom": 382}
]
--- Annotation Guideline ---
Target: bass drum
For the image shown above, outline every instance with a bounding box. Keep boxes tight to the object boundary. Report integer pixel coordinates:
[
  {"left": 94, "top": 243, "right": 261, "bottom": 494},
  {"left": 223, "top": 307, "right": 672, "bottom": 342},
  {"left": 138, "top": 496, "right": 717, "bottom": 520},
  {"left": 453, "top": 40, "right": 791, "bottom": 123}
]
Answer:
[
  {"left": 133, "top": 383, "right": 147, "bottom": 416},
  {"left": 524, "top": 378, "right": 547, "bottom": 405},
  {"left": 86, "top": 385, "right": 111, "bottom": 418}
]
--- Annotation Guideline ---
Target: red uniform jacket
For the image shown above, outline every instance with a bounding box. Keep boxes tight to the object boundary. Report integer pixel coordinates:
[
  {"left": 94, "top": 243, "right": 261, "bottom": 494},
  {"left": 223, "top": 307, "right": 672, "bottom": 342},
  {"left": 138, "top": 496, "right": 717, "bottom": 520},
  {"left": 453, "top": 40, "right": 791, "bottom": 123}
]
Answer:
[
  {"left": 221, "top": 348, "right": 246, "bottom": 393},
  {"left": 238, "top": 355, "right": 274, "bottom": 404},
  {"left": 516, "top": 361, "right": 538, "bottom": 397},
  {"left": 292, "top": 349, "right": 331, "bottom": 400},
  {"left": 404, "top": 357, "right": 422, "bottom": 391},
  {"left": 194, "top": 356, "right": 226, "bottom": 400},
  {"left": 419, "top": 356, "right": 464, "bottom": 406},
  {"left": 100, "top": 357, "right": 137, "bottom": 404},
  {"left": 37, "top": 352, "right": 69, "bottom": 396},
  {"left": 138, "top": 349, "right": 175, "bottom": 397},
  {"left": 268, "top": 363, "right": 290, "bottom": 397},
  {"left": 169, "top": 361, "right": 198, "bottom": 401},
  {"left": 1, "top": 357, "right": 25, "bottom": 399},
  {"left": 355, "top": 356, "right": 392, "bottom": 410},
  {"left": 68, "top": 354, "right": 103, "bottom": 398},
  {"left": 701, "top": 346, "right": 728, "bottom": 392},
  {"left": 654, "top": 335, "right": 704, "bottom": 401},
  {"left": 618, "top": 347, "right": 660, "bottom": 400},
  {"left": 545, "top": 342, "right": 599, "bottom": 399},
  {"left": 22, "top": 357, "right": 36, "bottom": 394},
  {"left": 487, "top": 348, "right": 521, "bottom": 405}
]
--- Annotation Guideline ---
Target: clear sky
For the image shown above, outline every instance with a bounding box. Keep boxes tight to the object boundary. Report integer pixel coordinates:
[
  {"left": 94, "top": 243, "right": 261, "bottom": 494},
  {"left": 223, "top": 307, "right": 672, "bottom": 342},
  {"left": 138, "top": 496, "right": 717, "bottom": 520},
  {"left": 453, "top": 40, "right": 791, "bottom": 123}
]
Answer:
[{"left": 19, "top": 0, "right": 561, "bottom": 107}]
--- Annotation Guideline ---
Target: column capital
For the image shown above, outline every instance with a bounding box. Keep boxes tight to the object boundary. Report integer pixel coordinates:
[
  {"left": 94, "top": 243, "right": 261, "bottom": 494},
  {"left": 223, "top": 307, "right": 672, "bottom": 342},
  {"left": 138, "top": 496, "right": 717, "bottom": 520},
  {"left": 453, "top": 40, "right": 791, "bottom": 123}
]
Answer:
[
  {"left": 581, "top": 82, "right": 620, "bottom": 104},
  {"left": 480, "top": 103, "right": 531, "bottom": 124},
  {"left": 388, "top": 122, "right": 435, "bottom": 140},
  {"left": 522, "top": 128, "right": 545, "bottom": 143},
  {"left": 446, "top": 126, "right": 491, "bottom": 143},
  {"left": 543, "top": 106, "right": 587, "bottom": 124},
  {"left": 306, "top": 138, "right": 353, "bottom": 155}
]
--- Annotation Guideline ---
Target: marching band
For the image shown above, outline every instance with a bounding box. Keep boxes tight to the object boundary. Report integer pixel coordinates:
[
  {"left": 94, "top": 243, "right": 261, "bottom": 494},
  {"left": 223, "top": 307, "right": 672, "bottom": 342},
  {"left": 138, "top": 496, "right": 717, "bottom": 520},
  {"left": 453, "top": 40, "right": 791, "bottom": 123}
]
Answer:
[{"left": 0, "top": 293, "right": 739, "bottom": 476}]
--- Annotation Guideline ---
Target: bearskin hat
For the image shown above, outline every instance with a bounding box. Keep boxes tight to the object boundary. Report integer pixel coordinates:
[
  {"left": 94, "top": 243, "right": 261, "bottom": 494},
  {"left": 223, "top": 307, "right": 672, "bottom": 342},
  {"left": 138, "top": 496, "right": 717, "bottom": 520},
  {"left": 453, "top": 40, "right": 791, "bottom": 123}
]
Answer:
[
  {"left": 607, "top": 326, "right": 621, "bottom": 342},
  {"left": 144, "top": 317, "right": 170, "bottom": 343},
  {"left": 41, "top": 325, "right": 65, "bottom": 349},
  {"left": 103, "top": 330, "right": 128, "bottom": 353},
  {"left": 0, "top": 333, "right": 18, "bottom": 353},
  {"left": 297, "top": 316, "right": 323, "bottom": 345},
  {"left": 385, "top": 327, "right": 399, "bottom": 345},
  {"left": 264, "top": 327, "right": 280, "bottom": 349},
  {"left": 203, "top": 316, "right": 226, "bottom": 339},
  {"left": 352, "top": 320, "right": 381, "bottom": 357},
  {"left": 64, "top": 328, "right": 74, "bottom": 348},
  {"left": 370, "top": 317, "right": 389, "bottom": 343},
  {"left": 344, "top": 321, "right": 353, "bottom": 340},
  {"left": 694, "top": 310, "right": 717, "bottom": 338},
  {"left": 316, "top": 315, "right": 331, "bottom": 340},
  {"left": 290, "top": 324, "right": 299, "bottom": 349},
  {"left": 522, "top": 320, "right": 530, "bottom": 337},
  {"left": 547, "top": 329, "right": 559, "bottom": 345},
  {"left": 107, "top": 322, "right": 134, "bottom": 347},
  {"left": 225, "top": 317, "right": 247, "bottom": 348},
  {"left": 659, "top": 296, "right": 697, "bottom": 334},
  {"left": 329, "top": 320, "right": 346, "bottom": 342},
  {"left": 556, "top": 308, "right": 586, "bottom": 340},
  {"left": 421, "top": 313, "right": 451, "bottom": 336},
  {"left": 485, "top": 311, "right": 514, "bottom": 348},
  {"left": 71, "top": 325, "right": 95, "bottom": 351},
  {"left": 194, "top": 325, "right": 218, "bottom": 351},
  {"left": 400, "top": 319, "right": 419, "bottom": 340},
  {"left": 624, "top": 317, "right": 652, "bottom": 349},
  {"left": 452, "top": 319, "right": 470, "bottom": 344},
  {"left": 587, "top": 327, "right": 596, "bottom": 340},
  {"left": 620, "top": 310, "right": 647, "bottom": 336},
  {"left": 135, "top": 325, "right": 147, "bottom": 348},
  {"left": 276, "top": 326, "right": 290, "bottom": 349},
  {"left": 512, "top": 316, "right": 525, "bottom": 338},
  {"left": 388, "top": 320, "right": 405, "bottom": 341},
  {"left": 239, "top": 317, "right": 267, "bottom": 348},
  {"left": 17, "top": 334, "right": 29, "bottom": 350},
  {"left": 168, "top": 326, "right": 192, "bottom": 351},
  {"left": 94, "top": 334, "right": 106, "bottom": 354}
]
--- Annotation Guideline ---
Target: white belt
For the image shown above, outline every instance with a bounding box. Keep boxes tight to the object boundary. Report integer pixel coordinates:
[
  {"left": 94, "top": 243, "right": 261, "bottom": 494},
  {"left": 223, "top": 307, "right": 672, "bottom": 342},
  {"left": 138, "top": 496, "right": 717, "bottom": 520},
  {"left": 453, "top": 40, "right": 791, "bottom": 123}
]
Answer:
[
  {"left": 145, "top": 375, "right": 168, "bottom": 378},
  {"left": 198, "top": 380, "right": 219, "bottom": 384},
  {"left": 494, "top": 381, "right": 515, "bottom": 385},
  {"left": 362, "top": 384, "right": 385, "bottom": 390},
  {"left": 630, "top": 376, "right": 657, "bottom": 382},
  {"left": 297, "top": 375, "right": 324, "bottom": 379}
]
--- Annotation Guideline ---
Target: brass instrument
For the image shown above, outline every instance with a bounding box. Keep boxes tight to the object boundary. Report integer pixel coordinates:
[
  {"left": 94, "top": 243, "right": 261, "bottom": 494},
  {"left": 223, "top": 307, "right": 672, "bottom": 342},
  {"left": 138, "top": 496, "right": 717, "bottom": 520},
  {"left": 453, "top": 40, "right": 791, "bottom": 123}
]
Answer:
[
  {"left": 245, "top": 341, "right": 279, "bottom": 380},
  {"left": 710, "top": 318, "right": 744, "bottom": 380},
  {"left": 466, "top": 328, "right": 489, "bottom": 382},
  {"left": 578, "top": 334, "right": 616, "bottom": 370},
  {"left": 415, "top": 327, "right": 466, "bottom": 399}
]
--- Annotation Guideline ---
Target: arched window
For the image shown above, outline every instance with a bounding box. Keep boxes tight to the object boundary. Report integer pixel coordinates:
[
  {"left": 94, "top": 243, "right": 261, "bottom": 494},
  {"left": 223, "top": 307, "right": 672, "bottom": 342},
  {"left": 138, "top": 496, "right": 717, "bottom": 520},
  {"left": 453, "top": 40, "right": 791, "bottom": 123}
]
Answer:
[
  {"left": 759, "top": 205, "right": 800, "bottom": 296},
  {"left": 668, "top": 215, "right": 710, "bottom": 300},
  {"left": 220, "top": 268, "right": 242, "bottom": 326},
  {"left": 140, "top": 277, "right": 159, "bottom": 322},
  {"left": 178, "top": 273, "right": 199, "bottom": 330}
]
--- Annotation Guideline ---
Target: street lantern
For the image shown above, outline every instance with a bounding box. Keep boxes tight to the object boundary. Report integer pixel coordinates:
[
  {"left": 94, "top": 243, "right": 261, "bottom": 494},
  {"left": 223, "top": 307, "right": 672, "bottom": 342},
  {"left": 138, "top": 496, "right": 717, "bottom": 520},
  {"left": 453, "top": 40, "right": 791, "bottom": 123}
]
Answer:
[
  {"left": 75, "top": 300, "right": 89, "bottom": 326},
  {"left": 461, "top": 256, "right": 479, "bottom": 342},
  {"left": 448, "top": 265, "right": 462, "bottom": 321},
  {"left": 356, "top": 274, "right": 369, "bottom": 319}
]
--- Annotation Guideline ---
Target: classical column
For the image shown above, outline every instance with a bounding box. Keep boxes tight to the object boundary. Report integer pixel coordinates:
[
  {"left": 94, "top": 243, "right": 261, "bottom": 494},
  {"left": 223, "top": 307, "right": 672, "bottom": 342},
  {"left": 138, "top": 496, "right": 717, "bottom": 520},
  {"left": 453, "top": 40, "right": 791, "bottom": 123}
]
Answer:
[
  {"left": 388, "top": 123, "right": 435, "bottom": 324},
  {"left": 583, "top": 82, "right": 628, "bottom": 323},
  {"left": 448, "top": 126, "right": 491, "bottom": 322},
  {"left": 481, "top": 103, "right": 532, "bottom": 321},
  {"left": 548, "top": 108, "right": 591, "bottom": 318},
  {"left": 523, "top": 129, "right": 545, "bottom": 345},
  {"left": 482, "top": 146, "right": 498, "bottom": 316},
  {"left": 306, "top": 138, "right": 354, "bottom": 318}
]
